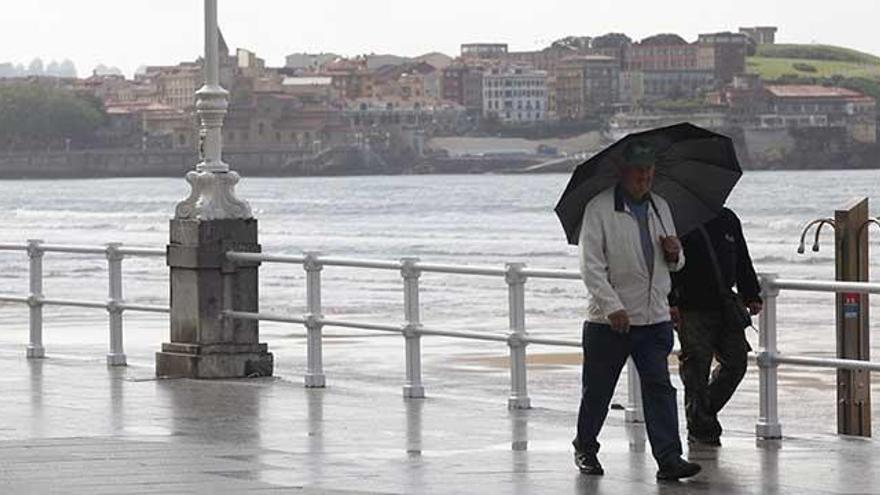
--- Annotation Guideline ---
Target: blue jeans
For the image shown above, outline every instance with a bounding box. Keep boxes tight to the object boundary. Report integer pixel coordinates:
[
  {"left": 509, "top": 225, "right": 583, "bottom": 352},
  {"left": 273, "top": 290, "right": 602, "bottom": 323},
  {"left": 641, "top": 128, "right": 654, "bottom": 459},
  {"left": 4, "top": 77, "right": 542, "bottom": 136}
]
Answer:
[{"left": 572, "top": 321, "right": 683, "bottom": 465}]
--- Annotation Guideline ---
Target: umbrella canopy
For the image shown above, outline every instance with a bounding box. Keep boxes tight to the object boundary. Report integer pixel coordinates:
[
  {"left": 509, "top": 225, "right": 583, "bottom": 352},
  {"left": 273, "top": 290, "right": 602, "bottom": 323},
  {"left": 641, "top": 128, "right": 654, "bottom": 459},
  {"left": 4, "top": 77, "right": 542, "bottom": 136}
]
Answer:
[{"left": 554, "top": 122, "right": 742, "bottom": 245}]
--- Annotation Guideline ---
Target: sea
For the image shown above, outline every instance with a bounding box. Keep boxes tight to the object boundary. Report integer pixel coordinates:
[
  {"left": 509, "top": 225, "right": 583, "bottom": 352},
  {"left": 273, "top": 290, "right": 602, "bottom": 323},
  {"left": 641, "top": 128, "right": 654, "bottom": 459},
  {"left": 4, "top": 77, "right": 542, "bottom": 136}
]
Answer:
[{"left": 0, "top": 171, "right": 878, "bottom": 416}]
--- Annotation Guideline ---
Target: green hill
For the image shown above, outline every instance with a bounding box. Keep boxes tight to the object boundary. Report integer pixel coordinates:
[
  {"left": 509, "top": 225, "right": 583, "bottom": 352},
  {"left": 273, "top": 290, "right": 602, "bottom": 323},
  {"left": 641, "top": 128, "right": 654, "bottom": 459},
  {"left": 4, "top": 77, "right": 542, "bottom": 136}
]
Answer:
[
  {"left": 747, "top": 44, "right": 880, "bottom": 81},
  {"left": 745, "top": 44, "right": 880, "bottom": 106},
  {"left": 755, "top": 44, "right": 880, "bottom": 65},
  {"left": 746, "top": 57, "right": 880, "bottom": 80}
]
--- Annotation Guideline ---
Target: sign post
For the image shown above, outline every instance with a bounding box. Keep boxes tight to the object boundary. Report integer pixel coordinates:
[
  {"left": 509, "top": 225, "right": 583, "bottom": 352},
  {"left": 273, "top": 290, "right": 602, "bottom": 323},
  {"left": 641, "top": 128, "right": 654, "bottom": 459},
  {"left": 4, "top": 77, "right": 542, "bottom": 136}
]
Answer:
[{"left": 835, "top": 198, "right": 871, "bottom": 437}]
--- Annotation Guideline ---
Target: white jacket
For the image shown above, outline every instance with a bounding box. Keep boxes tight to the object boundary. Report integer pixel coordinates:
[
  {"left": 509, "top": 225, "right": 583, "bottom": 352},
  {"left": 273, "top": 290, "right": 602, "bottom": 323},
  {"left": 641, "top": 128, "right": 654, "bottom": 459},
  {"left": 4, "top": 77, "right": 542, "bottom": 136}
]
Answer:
[{"left": 578, "top": 186, "right": 684, "bottom": 326}]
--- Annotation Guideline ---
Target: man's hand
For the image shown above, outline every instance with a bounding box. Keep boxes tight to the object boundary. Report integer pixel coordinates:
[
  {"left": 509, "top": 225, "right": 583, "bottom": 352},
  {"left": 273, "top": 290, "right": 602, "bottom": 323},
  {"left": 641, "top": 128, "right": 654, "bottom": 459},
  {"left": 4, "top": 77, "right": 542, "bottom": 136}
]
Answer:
[
  {"left": 659, "top": 235, "right": 682, "bottom": 263},
  {"left": 669, "top": 306, "right": 681, "bottom": 328},
  {"left": 608, "top": 310, "right": 630, "bottom": 333},
  {"left": 747, "top": 301, "right": 763, "bottom": 315}
]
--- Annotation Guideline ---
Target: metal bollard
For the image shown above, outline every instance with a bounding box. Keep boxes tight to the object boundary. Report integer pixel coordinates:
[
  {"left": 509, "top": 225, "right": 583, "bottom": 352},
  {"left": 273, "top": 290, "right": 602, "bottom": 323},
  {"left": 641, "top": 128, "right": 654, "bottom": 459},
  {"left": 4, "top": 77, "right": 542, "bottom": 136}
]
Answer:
[
  {"left": 26, "top": 239, "right": 45, "bottom": 358},
  {"left": 105, "top": 243, "right": 126, "bottom": 366},
  {"left": 756, "top": 273, "right": 782, "bottom": 439},
  {"left": 624, "top": 359, "right": 645, "bottom": 423},
  {"left": 506, "top": 262, "right": 531, "bottom": 409},
  {"left": 401, "top": 257, "right": 425, "bottom": 399},
  {"left": 304, "top": 252, "right": 326, "bottom": 388}
]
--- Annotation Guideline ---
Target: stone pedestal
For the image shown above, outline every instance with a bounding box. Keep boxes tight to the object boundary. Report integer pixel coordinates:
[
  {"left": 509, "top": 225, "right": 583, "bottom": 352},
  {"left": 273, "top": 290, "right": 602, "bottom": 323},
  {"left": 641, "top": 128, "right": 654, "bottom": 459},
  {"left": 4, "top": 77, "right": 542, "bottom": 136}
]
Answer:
[{"left": 156, "top": 218, "right": 273, "bottom": 378}]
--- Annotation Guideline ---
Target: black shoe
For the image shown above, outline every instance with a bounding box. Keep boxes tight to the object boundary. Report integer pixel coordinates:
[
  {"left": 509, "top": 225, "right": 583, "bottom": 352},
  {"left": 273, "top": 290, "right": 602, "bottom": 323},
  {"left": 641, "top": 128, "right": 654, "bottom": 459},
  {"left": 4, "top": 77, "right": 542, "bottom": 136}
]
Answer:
[
  {"left": 688, "top": 433, "right": 722, "bottom": 447},
  {"left": 657, "top": 457, "right": 702, "bottom": 481},
  {"left": 574, "top": 451, "right": 604, "bottom": 475}
]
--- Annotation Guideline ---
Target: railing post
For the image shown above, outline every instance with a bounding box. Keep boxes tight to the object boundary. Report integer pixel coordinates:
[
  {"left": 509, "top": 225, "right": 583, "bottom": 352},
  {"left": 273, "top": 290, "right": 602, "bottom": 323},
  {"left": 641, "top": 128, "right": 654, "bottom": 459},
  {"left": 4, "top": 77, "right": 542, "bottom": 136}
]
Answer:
[
  {"left": 756, "top": 272, "right": 782, "bottom": 440},
  {"left": 304, "top": 252, "right": 326, "bottom": 388},
  {"left": 506, "top": 262, "right": 530, "bottom": 409},
  {"left": 625, "top": 359, "right": 645, "bottom": 423},
  {"left": 26, "top": 239, "right": 45, "bottom": 359},
  {"left": 401, "top": 257, "right": 425, "bottom": 399},
  {"left": 105, "top": 242, "right": 126, "bottom": 366}
]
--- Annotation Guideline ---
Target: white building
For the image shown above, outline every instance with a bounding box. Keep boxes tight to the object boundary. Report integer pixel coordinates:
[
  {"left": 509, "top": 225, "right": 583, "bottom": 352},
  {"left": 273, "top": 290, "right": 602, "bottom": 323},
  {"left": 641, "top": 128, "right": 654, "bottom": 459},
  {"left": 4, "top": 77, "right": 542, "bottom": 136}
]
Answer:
[{"left": 482, "top": 66, "right": 548, "bottom": 124}]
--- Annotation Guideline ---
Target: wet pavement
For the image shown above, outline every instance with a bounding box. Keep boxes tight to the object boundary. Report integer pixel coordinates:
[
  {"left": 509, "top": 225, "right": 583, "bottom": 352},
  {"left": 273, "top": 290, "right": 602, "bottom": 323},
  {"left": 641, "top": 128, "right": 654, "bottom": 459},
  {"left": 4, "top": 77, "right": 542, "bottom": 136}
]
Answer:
[{"left": 1, "top": 347, "right": 879, "bottom": 494}]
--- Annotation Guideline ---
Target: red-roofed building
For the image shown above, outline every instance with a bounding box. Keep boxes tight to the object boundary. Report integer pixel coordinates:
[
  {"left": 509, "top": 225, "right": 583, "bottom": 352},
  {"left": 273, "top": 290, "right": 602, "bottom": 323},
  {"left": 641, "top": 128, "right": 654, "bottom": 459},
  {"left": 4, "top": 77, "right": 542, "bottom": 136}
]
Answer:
[
  {"left": 718, "top": 77, "right": 876, "bottom": 143},
  {"left": 764, "top": 86, "right": 876, "bottom": 143}
]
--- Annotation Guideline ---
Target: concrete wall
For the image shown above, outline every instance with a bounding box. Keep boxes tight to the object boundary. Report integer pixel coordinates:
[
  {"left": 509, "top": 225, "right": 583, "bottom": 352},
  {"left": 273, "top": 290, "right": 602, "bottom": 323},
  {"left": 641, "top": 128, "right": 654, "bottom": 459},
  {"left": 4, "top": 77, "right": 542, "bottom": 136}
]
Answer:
[{"left": 0, "top": 148, "right": 362, "bottom": 178}]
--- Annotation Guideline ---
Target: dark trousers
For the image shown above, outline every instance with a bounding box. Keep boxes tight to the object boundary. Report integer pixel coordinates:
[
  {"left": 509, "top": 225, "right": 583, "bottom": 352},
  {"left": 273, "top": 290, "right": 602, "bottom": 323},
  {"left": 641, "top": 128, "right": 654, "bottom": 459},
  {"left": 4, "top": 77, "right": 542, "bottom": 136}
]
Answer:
[
  {"left": 572, "top": 321, "right": 682, "bottom": 465},
  {"left": 677, "top": 309, "right": 749, "bottom": 439}
]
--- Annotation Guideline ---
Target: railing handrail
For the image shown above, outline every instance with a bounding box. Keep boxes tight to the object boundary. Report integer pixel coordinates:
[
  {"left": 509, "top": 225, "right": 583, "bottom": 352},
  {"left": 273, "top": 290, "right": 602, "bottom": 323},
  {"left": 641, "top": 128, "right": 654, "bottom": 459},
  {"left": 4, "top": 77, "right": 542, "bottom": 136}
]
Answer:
[
  {"left": 0, "top": 243, "right": 28, "bottom": 251},
  {"left": 0, "top": 242, "right": 164, "bottom": 257},
  {"left": 228, "top": 251, "right": 880, "bottom": 295},
  {"left": 770, "top": 278, "right": 880, "bottom": 294}
]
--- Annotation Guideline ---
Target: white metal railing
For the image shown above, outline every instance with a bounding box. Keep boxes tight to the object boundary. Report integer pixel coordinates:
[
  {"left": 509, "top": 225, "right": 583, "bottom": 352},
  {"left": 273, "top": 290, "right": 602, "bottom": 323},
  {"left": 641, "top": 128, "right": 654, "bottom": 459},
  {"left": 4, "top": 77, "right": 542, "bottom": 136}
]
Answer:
[
  {"left": 755, "top": 273, "right": 880, "bottom": 439},
  {"left": 0, "top": 240, "right": 167, "bottom": 365},
  {"left": 3, "top": 240, "right": 880, "bottom": 437},
  {"left": 223, "top": 250, "right": 625, "bottom": 412}
]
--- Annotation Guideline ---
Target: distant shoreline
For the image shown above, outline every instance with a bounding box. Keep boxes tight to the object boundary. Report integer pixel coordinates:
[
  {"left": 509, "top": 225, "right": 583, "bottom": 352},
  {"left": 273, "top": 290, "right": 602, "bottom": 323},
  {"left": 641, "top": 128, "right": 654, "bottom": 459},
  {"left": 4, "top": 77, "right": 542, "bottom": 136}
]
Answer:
[{"left": 0, "top": 145, "right": 877, "bottom": 179}]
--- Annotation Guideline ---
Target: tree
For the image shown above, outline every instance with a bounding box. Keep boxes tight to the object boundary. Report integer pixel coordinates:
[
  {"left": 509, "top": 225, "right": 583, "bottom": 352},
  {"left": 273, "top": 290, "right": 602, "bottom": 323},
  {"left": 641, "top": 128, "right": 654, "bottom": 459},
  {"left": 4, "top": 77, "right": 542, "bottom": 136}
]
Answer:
[
  {"left": 0, "top": 63, "right": 16, "bottom": 77},
  {"left": 59, "top": 59, "right": 77, "bottom": 78},
  {"left": 639, "top": 34, "right": 688, "bottom": 46},
  {"left": 592, "top": 33, "right": 632, "bottom": 49},
  {"left": 27, "top": 58, "right": 44, "bottom": 75},
  {"left": 551, "top": 36, "right": 592, "bottom": 52},
  {"left": 0, "top": 84, "right": 106, "bottom": 151},
  {"left": 45, "top": 60, "right": 61, "bottom": 77}
]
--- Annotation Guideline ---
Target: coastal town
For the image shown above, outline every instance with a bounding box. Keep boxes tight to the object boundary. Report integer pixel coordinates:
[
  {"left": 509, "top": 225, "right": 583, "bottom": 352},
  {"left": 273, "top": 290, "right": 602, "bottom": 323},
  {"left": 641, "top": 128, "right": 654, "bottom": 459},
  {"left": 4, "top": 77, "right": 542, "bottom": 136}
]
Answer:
[
  {"left": 1, "top": 25, "right": 878, "bottom": 176},
  {"left": 3, "top": 2, "right": 880, "bottom": 492}
]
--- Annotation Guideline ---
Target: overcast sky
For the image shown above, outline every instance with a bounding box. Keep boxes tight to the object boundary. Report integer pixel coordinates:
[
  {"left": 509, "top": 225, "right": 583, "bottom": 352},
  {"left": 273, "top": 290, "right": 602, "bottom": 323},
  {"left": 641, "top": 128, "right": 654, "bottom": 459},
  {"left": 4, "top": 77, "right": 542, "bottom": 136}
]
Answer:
[{"left": 2, "top": 0, "right": 878, "bottom": 77}]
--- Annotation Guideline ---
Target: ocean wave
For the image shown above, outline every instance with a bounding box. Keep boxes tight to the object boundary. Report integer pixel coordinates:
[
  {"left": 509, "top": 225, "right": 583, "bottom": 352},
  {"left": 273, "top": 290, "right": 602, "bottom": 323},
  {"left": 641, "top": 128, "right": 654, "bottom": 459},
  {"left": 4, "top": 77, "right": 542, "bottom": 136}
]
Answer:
[{"left": 12, "top": 208, "right": 168, "bottom": 221}]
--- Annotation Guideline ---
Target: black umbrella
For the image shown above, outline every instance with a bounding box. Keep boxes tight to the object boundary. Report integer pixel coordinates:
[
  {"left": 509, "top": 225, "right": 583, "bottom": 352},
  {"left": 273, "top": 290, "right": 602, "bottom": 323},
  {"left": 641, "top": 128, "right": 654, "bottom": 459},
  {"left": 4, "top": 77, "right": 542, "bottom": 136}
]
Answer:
[{"left": 555, "top": 122, "right": 742, "bottom": 245}]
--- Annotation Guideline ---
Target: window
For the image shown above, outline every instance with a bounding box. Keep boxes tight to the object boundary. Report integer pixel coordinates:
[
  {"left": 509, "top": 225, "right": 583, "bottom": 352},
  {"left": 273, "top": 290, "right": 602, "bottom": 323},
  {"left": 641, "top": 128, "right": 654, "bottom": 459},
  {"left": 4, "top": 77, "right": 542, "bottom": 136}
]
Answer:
[{"left": 258, "top": 122, "right": 265, "bottom": 135}]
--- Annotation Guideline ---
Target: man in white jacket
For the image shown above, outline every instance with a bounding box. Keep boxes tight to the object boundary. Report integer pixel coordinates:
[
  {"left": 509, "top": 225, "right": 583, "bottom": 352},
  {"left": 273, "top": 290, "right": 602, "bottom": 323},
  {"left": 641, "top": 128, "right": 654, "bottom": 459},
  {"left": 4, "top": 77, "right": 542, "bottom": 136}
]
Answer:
[{"left": 572, "top": 141, "right": 701, "bottom": 481}]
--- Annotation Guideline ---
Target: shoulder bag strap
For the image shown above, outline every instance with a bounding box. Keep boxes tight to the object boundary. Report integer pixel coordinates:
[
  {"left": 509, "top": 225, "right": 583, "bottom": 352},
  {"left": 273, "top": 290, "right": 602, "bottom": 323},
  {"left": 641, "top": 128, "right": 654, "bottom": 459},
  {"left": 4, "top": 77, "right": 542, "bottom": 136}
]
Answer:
[
  {"left": 698, "top": 226, "right": 732, "bottom": 297},
  {"left": 648, "top": 197, "right": 669, "bottom": 236}
]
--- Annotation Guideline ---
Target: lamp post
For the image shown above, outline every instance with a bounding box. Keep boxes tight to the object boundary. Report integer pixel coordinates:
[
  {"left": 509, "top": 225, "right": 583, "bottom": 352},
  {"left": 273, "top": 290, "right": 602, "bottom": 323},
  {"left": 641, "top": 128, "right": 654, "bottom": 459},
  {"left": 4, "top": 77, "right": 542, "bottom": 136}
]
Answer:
[
  {"left": 175, "top": 0, "right": 250, "bottom": 221},
  {"left": 157, "top": 0, "right": 272, "bottom": 379}
]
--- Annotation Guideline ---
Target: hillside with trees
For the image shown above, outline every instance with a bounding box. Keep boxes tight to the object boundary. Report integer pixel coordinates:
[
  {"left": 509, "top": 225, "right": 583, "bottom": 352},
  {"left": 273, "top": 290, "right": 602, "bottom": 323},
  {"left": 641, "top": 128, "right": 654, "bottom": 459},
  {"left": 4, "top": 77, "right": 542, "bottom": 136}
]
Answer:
[{"left": 0, "top": 84, "right": 106, "bottom": 152}]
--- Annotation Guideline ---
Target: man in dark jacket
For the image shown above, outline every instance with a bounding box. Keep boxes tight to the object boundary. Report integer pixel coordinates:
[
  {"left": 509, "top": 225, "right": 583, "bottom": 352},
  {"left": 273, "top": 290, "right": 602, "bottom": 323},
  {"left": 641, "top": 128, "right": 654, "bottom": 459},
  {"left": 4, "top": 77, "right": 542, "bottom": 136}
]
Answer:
[{"left": 670, "top": 207, "right": 762, "bottom": 446}]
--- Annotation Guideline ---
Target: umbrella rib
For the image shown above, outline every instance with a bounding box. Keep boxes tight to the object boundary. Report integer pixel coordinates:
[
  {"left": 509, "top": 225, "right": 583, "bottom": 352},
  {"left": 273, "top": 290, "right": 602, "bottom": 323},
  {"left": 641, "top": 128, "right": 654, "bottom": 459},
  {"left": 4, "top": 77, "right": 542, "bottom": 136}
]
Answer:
[{"left": 655, "top": 169, "right": 739, "bottom": 213}]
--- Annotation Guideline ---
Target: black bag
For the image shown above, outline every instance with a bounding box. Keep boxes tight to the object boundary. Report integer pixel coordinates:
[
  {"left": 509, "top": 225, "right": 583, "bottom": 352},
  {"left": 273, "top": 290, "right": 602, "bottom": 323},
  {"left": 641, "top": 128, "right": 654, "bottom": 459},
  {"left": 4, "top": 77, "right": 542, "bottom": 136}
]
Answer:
[
  {"left": 719, "top": 291, "right": 752, "bottom": 331},
  {"left": 699, "top": 227, "right": 752, "bottom": 331}
]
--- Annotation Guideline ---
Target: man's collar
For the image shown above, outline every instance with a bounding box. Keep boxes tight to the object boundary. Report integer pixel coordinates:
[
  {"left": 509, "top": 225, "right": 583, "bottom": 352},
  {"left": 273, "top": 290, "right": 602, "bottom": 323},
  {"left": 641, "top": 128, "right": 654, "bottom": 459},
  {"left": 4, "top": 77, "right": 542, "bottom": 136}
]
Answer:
[{"left": 614, "top": 184, "right": 651, "bottom": 212}]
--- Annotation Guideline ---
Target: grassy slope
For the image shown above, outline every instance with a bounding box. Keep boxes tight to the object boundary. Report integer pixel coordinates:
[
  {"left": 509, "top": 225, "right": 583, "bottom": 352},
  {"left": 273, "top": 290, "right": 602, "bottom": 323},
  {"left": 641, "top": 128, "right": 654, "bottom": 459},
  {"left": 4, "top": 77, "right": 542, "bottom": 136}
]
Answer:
[
  {"left": 755, "top": 44, "right": 880, "bottom": 64},
  {"left": 746, "top": 57, "right": 880, "bottom": 80},
  {"left": 747, "top": 44, "right": 880, "bottom": 81}
]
